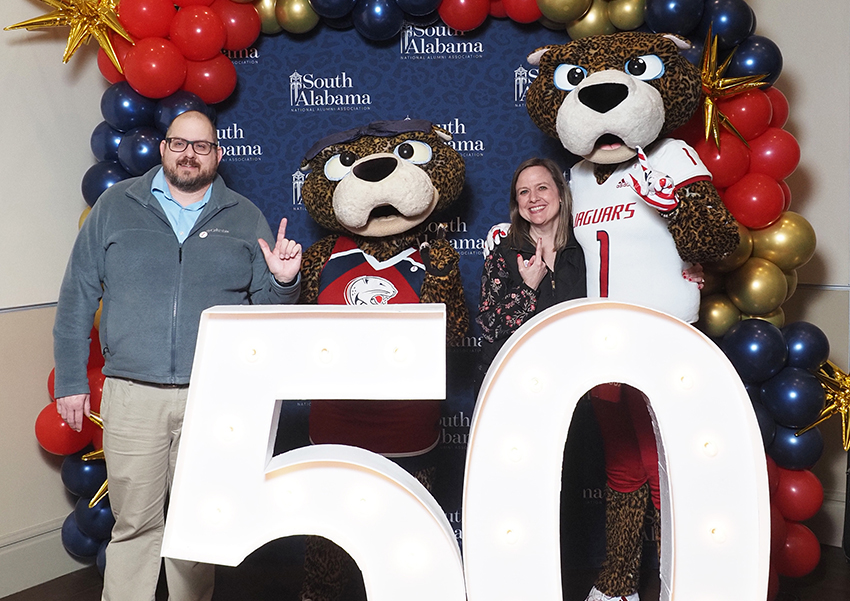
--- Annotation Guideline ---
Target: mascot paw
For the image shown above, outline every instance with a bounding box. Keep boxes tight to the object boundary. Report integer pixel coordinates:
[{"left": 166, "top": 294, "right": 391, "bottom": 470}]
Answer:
[
  {"left": 483, "top": 222, "right": 511, "bottom": 258},
  {"left": 628, "top": 146, "right": 678, "bottom": 211},
  {"left": 420, "top": 237, "right": 458, "bottom": 277}
]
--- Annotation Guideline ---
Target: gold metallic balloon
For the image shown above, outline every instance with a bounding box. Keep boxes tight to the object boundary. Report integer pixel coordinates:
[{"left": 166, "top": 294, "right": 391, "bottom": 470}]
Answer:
[
  {"left": 784, "top": 270, "right": 798, "bottom": 301},
  {"left": 538, "top": 0, "right": 592, "bottom": 24},
  {"left": 704, "top": 221, "right": 752, "bottom": 273},
  {"left": 276, "top": 0, "right": 320, "bottom": 34},
  {"left": 742, "top": 307, "right": 785, "bottom": 329},
  {"left": 567, "top": 0, "right": 616, "bottom": 39},
  {"left": 700, "top": 268, "right": 725, "bottom": 296},
  {"left": 751, "top": 211, "right": 817, "bottom": 272},
  {"left": 697, "top": 293, "right": 741, "bottom": 339},
  {"left": 94, "top": 301, "right": 103, "bottom": 330},
  {"left": 607, "top": 0, "right": 645, "bottom": 31},
  {"left": 79, "top": 206, "right": 91, "bottom": 229},
  {"left": 726, "top": 257, "right": 788, "bottom": 316},
  {"left": 255, "top": 0, "right": 283, "bottom": 34},
  {"left": 538, "top": 15, "right": 568, "bottom": 31}
]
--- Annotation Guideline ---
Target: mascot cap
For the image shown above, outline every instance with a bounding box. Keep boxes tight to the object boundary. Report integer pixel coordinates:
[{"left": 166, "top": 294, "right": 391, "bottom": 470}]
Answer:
[{"left": 302, "top": 119, "right": 435, "bottom": 163}]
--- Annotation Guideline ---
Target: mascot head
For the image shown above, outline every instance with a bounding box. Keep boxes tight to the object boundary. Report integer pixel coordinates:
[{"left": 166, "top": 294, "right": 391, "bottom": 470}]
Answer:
[
  {"left": 526, "top": 31, "right": 701, "bottom": 165},
  {"left": 300, "top": 119, "right": 465, "bottom": 239}
]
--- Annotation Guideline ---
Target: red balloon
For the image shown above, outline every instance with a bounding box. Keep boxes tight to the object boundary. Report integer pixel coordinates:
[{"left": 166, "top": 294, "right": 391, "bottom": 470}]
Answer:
[
  {"left": 774, "top": 468, "right": 824, "bottom": 522},
  {"left": 779, "top": 179, "right": 792, "bottom": 211},
  {"left": 175, "top": 0, "right": 215, "bottom": 5},
  {"left": 47, "top": 368, "right": 56, "bottom": 401},
  {"left": 183, "top": 54, "right": 238, "bottom": 105},
  {"left": 87, "top": 367, "right": 106, "bottom": 415},
  {"left": 124, "top": 38, "right": 188, "bottom": 99},
  {"left": 88, "top": 326, "right": 105, "bottom": 370},
  {"left": 765, "top": 86, "right": 789, "bottom": 129},
  {"left": 769, "top": 501, "right": 787, "bottom": 558},
  {"left": 748, "top": 127, "right": 801, "bottom": 181},
  {"left": 766, "top": 454, "right": 779, "bottom": 497},
  {"left": 502, "top": 0, "right": 542, "bottom": 23},
  {"left": 170, "top": 7, "right": 227, "bottom": 61},
  {"left": 209, "top": 0, "right": 262, "bottom": 51},
  {"left": 35, "top": 403, "right": 94, "bottom": 455},
  {"left": 489, "top": 0, "right": 508, "bottom": 18},
  {"left": 117, "top": 0, "right": 177, "bottom": 39},
  {"left": 692, "top": 130, "right": 751, "bottom": 189},
  {"left": 91, "top": 427, "right": 104, "bottom": 451},
  {"left": 716, "top": 89, "right": 773, "bottom": 141},
  {"left": 97, "top": 33, "right": 134, "bottom": 84},
  {"left": 438, "top": 0, "right": 490, "bottom": 32},
  {"left": 776, "top": 522, "right": 821, "bottom": 578},
  {"left": 722, "top": 172, "right": 785, "bottom": 229}
]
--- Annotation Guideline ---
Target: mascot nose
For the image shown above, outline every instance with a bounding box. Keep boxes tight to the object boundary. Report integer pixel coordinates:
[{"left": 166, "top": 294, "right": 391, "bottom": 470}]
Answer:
[
  {"left": 353, "top": 156, "right": 398, "bottom": 182},
  {"left": 578, "top": 82, "right": 629, "bottom": 114}
]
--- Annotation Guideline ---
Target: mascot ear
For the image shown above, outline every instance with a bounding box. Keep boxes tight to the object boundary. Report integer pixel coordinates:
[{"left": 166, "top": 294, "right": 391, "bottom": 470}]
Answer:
[
  {"left": 527, "top": 45, "right": 553, "bottom": 66},
  {"left": 432, "top": 125, "right": 453, "bottom": 142},
  {"left": 662, "top": 33, "right": 692, "bottom": 51}
]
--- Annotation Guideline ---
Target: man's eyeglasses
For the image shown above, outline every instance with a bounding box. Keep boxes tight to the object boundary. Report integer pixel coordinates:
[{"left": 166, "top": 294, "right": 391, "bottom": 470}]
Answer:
[{"left": 165, "top": 137, "right": 218, "bottom": 155}]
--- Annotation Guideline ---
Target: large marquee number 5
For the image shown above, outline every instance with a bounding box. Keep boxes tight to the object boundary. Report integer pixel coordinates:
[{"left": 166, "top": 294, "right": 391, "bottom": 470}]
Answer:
[{"left": 162, "top": 302, "right": 769, "bottom": 601}]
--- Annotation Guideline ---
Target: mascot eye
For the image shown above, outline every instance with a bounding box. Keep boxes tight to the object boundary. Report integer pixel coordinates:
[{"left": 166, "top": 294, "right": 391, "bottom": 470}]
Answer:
[
  {"left": 394, "top": 140, "right": 433, "bottom": 164},
  {"left": 324, "top": 151, "right": 358, "bottom": 181},
  {"left": 624, "top": 54, "right": 665, "bottom": 81},
  {"left": 553, "top": 64, "right": 587, "bottom": 91}
]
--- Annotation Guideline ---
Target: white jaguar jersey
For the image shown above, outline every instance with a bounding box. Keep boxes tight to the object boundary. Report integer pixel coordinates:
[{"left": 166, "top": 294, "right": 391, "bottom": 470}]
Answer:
[{"left": 570, "top": 138, "right": 711, "bottom": 323}]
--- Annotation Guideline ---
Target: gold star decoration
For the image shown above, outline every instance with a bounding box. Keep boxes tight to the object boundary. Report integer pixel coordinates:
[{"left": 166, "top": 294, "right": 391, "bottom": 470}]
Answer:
[
  {"left": 797, "top": 360, "right": 850, "bottom": 452},
  {"left": 698, "top": 26, "right": 770, "bottom": 148},
  {"left": 4, "top": 0, "right": 133, "bottom": 73},
  {"left": 81, "top": 411, "right": 109, "bottom": 508}
]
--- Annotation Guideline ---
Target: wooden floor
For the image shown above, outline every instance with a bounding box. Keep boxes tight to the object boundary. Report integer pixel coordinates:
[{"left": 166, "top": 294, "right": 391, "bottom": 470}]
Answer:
[{"left": 3, "top": 543, "right": 849, "bottom": 601}]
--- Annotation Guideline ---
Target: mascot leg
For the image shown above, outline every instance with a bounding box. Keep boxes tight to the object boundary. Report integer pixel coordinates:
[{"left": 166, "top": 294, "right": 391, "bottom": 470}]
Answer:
[
  {"left": 299, "top": 466, "right": 436, "bottom": 601},
  {"left": 588, "top": 385, "right": 660, "bottom": 601}
]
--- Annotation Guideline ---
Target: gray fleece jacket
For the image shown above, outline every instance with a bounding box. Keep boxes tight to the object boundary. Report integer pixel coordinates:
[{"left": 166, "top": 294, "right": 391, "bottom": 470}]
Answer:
[{"left": 53, "top": 166, "right": 300, "bottom": 397}]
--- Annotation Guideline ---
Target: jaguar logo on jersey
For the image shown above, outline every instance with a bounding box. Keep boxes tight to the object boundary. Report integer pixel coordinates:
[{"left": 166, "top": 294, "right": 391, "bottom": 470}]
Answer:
[
  {"left": 345, "top": 276, "right": 399, "bottom": 305},
  {"left": 514, "top": 65, "right": 538, "bottom": 105},
  {"left": 216, "top": 123, "right": 263, "bottom": 162},
  {"left": 289, "top": 70, "right": 372, "bottom": 112},
  {"left": 291, "top": 170, "right": 306, "bottom": 210},
  {"left": 399, "top": 23, "right": 484, "bottom": 59}
]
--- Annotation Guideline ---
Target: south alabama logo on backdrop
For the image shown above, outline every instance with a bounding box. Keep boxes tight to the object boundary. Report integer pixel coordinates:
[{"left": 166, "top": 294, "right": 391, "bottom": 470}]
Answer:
[{"left": 214, "top": 18, "right": 604, "bottom": 564}]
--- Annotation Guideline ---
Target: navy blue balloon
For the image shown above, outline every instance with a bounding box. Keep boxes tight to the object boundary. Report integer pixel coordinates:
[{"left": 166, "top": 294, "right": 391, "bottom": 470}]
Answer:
[
  {"left": 154, "top": 91, "right": 209, "bottom": 134},
  {"left": 721, "top": 319, "right": 787, "bottom": 383},
  {"left": 744, "top": 381, "right": 761, "bottom": 404},
  {"left": 118, "top": 126, "right": 163, "bottom": 176},
  {"left": 396, "top": 0, "right": 441, "bottom": 17},
  {"left": 768, "top": 424, "right": 824, "bottom": 470},
  {"left": 311, "top": 0, "right": 357, "bottom": 19},
  {"left": 100, "top": 82, "right": 156, "bottom": 133},
  {"left": 351, "top": 0, "right": 405, "bottom": 41},
  {"left": 61, "top": 451, "right": 108, "bottom": 498},
  {"left": 725, "top": 34, "right": 783, "bottom": 86},
  {"left": 81, "top": 161, "right": 132, "bottom": 207},
  {"left": 323, "top": 13, "right": 355, "bottom": 29},
  {"left": 405, "top": 9, "right": 440, "bottom": 26},
  {"left": 750, "top": 399, "right": 775, "bottom": 447},
  {"left": 645, "top": 0, "right": 704, "bottom": 36},
  {"left": 90, "top": 121, "right": 123, "bottom": 162},
  {"left": 694, "top": 0, "right": 754, "bottom": 50},
  {"left": 61, "top": 513, "right": 100, "bottom": 559},
  {"left": 760, "top": 367, "right": 825, "bottom": 428},
  {"left": 782, "top": 321, "right": 830, "bottom": 370},
  {"left": 74, "top": 497, "right": 115, "bottom": 541},
  {"left": 681, "top": 36, "right": 704, "bottom": 65},
  {"left": 96, "top": 540, "right": 108, "bottom": 576}
]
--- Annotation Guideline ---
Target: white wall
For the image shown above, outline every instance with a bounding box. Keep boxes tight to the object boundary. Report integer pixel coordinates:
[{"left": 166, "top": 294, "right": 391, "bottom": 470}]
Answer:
[{"left": 0, "top": 0, "right": 846, "bottom": 595}]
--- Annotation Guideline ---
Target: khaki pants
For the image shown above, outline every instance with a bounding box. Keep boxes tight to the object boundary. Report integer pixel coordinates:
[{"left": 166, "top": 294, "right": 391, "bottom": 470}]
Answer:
[{"left": 101, "top": 377, "right": 214, "bottom": 601}]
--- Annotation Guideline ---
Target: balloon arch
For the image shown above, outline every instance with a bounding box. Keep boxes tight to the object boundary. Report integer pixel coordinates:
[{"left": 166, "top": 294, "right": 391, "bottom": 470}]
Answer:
[{"left": 15, "top": 0, "right": 839, "bottom": 598}]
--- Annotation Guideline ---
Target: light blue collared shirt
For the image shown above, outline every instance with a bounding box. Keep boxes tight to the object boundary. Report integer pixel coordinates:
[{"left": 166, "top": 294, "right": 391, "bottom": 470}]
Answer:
[{"left": 151, "top": 168, "right": 212, "bottom": 244}]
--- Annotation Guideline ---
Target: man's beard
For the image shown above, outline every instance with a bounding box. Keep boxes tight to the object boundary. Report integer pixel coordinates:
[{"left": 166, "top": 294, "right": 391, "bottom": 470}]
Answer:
[{"left": 164, "top": 157, "right": 217, "bottom": 193}]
